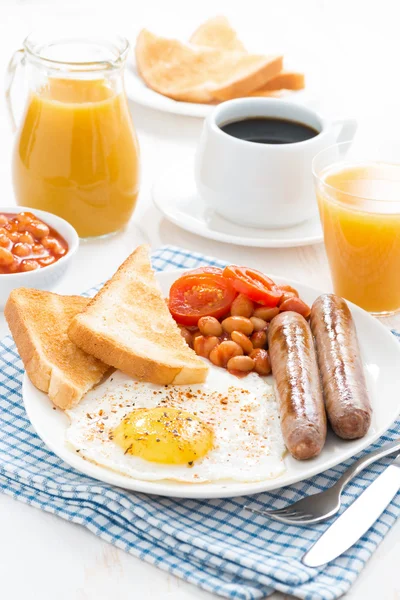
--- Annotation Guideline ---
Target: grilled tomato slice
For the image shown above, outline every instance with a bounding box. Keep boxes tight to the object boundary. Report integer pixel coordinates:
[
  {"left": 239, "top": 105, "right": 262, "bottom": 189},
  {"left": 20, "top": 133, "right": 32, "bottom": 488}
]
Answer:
[
  {"left": 223, "top": 266, "right": 282, "bottom": 307},
  {"left": 169, "top": 272, "right": 237, "bottom": 326}
]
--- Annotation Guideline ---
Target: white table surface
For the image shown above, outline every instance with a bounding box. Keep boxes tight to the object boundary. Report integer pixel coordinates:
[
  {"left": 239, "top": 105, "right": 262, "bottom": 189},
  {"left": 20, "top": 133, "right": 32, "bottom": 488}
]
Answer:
[{"left": 1, "top": 0, "right": 400, "bottom": 598}]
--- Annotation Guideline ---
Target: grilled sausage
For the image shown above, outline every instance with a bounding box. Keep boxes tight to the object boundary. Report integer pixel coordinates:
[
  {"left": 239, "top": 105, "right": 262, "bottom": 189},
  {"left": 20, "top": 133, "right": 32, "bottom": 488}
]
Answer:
[
  {"left": 268, "top": 311, "right": 327, "bottom": 460},
  {"left": 310, "top": 294, "right": 371, "bottom": 440}
]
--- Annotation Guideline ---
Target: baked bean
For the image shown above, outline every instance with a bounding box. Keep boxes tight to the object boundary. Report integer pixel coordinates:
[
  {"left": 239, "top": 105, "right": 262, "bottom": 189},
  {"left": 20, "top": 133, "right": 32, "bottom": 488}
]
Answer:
[
  {"left": 231, "top": 330, "right": 253, "bottom": 355},
  {"left": 7, "top": 260, "right": 19, "bottom": 273},
  {"left": 179, "top": 326, "right": 193, "bottom": 346},
  {"left": 253, "top": 306, "right": 280, "bottom": 321},
  {"left": 15, "top": 215, "right": 32, "bottom": 232},
  {"left": 193, "top": 335, "right": 219, "bottom": 358},
  {"left": 227, "top": 355, "right": 255, "bottom": 373},
  {"left": 279, "top": 284, "right": 299, "bottom": 297},
  {"left": 32, "top": 244, "right": 45, "bottom": 254},
  {"left": 0, "top": 215, "right": 7, "bottom": 226},
  {"left": 279, "top": 291, "right": 297, "bottom": 305},
  {"left": 20, "top": 259, "right": 40, "bottom": 272},
  {"left": 250, "top": 316, "right": 268, "bottom": 331},
  {"left": 250, "top": 349, "right": 271, "bottom": 376},
  {"left": 279, "top": 297, "right": 311, "bottom": 318},
  {"left": 8, "top": 231, "right": 20, "bottom": 243},
  {"left": 230, "top": 294, "right": 254, "bottom": 318},
  {"left": 0, "top": 234, "right": 10, "bottom": 248},
  {"left": 251, "top": 330, "right": 268, "bottom": 349},
  {"left": 221, "top": 316, "right": 254, "bottom": 336},
  {"left": 198, "top": 316, "right": 223, "bottom": 337},
  {"left": 42, "top": 236, "right": 64, "bottom": 254},
  {"left": 16, "top": 212, "right": 33, "bottom": 225},
  {"left": 13, "top": 242, "right": 31, "bottom": 257},
  {"left": 0, "top": 247, "right": 14, "bottom": 266},
  {"left": 209, "top": 340, "right": 243, "bottom": 367},
  {"left": 28, "top": 222, "right": 50, "bottom": 239},
  {"left": 19, "top": 232, "right": 34, "bottom": 245}
]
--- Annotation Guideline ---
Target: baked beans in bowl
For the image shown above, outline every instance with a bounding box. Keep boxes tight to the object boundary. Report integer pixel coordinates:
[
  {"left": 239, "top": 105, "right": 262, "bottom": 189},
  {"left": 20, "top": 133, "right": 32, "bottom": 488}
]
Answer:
[{"left": 0, "top": 207, "right": 79, "bottom": 310}]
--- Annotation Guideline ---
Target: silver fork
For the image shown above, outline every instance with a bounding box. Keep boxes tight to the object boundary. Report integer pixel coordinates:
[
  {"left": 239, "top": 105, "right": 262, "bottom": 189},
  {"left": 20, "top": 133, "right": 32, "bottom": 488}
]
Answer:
[{"left": 245, "top": 438, "right": 400, "bottom": 525}]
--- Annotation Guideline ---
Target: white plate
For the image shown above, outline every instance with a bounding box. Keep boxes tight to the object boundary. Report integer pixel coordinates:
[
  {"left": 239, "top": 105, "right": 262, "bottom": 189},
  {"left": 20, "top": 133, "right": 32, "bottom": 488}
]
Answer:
[
  {"left": 23, "top": 270, "right": 400, "bottom": 498},
  {"left": 125, "top": 64, "right": 212, "bottom": 118},
  {"left": 152, "top": 159, "right": 323, "bottom": 248},
  {"left": 125, "top": 63, "right": 319, "bottom": 119}
]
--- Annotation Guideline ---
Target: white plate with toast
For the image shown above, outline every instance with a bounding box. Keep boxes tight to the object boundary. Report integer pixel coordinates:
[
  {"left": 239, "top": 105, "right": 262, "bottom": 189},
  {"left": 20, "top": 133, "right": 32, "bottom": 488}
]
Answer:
[
  {"left": 126, "top": 17, "right": 318, "bottom": 119},
  {"left": 125, "top": 63, "right": 316, "bottom": 120},
  {"left": 152, "top": 159, "right": 324, "bottom": 248},
  {"left": 22, "top": 269, "right": 400, "bottom": 499}
]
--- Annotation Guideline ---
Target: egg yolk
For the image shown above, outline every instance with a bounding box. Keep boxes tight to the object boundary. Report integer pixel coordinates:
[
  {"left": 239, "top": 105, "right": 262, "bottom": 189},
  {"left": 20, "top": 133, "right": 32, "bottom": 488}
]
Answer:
[{"left": 112, "top": 407, "right": 214, "bottom": 465}]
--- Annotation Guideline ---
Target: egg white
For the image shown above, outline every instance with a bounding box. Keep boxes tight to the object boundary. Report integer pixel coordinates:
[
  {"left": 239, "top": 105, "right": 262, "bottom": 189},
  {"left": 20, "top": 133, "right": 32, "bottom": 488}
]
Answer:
[{"left": 65, "top": 365, "right": 286, "bottom": 483}]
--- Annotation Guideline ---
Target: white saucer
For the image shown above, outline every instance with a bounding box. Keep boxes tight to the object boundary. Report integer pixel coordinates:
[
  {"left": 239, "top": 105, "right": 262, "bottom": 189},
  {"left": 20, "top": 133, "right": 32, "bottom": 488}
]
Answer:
[{"left": 152, "top": 160, "right": 323, "bottom": 248}]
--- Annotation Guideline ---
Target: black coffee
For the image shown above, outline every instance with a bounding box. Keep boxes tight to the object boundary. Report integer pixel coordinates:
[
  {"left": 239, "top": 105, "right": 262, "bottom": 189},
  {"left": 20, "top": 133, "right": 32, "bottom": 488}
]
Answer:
[{"left": 220, "top": 117, "right": 319, "bottom": 144}]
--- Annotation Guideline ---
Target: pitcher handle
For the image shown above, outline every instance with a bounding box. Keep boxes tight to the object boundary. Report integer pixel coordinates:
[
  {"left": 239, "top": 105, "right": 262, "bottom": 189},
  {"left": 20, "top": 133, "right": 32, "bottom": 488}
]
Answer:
[{"left": 5, "top": 49, "right": 25, "bottom": 133}]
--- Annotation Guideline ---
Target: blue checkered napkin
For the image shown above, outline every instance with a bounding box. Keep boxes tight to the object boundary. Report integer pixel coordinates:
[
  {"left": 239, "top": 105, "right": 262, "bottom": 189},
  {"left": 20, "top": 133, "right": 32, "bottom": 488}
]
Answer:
[{"left": 0, "top": 245, "right": 399, "bottom": 600}]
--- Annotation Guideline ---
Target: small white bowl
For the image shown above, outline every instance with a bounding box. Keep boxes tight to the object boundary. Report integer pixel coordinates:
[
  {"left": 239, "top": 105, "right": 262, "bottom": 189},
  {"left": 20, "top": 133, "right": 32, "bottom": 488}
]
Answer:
[{"left": 0, "top": 206, "right": 79, "bottom": 311}]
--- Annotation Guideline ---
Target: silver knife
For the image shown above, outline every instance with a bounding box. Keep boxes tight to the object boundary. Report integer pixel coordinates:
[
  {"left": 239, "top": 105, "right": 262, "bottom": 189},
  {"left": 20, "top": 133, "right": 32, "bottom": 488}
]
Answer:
[{"left": 302, "top": 454, "right": 400, "bottom": 567}]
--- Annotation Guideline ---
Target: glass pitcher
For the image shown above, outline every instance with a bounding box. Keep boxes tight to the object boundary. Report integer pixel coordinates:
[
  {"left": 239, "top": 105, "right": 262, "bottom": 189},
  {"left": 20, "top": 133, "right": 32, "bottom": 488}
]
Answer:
[{"left": 6, "top": 29, "right": 140, "bottom": 238}]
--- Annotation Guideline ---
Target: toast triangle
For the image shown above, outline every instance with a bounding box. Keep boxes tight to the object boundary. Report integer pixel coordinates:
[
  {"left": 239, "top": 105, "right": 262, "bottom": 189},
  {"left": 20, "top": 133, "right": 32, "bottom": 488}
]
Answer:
[
  {"left": 135, "top": 28, "right": 282, "bottom": 103},
  {"left": 5, "top": 288, "right": 109, "bottom": 409},
  {"left": 190, "top": 18, "right": 305, "bottom": 94},
  {"left": 190, "top": 16, "right": 245, "bottom": 52},
  {"left": 68, "top": 245, "right": 208, "bottom": 385}
]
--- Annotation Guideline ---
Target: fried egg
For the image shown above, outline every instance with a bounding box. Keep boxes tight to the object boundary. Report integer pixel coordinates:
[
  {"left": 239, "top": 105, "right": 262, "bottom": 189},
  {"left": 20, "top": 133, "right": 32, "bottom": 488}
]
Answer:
[{"left": 65, "top": 365, "right": 286, "bottom": 483}]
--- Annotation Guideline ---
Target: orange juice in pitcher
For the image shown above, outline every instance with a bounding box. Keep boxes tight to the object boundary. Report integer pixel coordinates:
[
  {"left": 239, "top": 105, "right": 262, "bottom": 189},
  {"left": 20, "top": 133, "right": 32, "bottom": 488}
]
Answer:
[{"left": 7, "top": 31, "right": 140, "bottom": 238}]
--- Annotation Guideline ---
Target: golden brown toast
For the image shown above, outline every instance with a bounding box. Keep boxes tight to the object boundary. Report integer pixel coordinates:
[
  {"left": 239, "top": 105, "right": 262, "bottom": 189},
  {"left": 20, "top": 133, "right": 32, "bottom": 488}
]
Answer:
[
  {"left": 68, "top": 245, "right": 208, "bottom": 385},
  {"left": 135, "top": 28, "right": 282, "bottom": 103},
  {"left": 190, "top": 16, "right": 245, "bottom": 52},
  {"left": 5, "top": 289, "right": 109, "bottom": 409},
  {"left": 254, "top": 70, "right": 305, "bottom": 92},
  {"left": 246, "top": 89, "right": 291, "bottom": 98},
  {"left": 190, "top": 18, "right": 305, "bottom": 94}
]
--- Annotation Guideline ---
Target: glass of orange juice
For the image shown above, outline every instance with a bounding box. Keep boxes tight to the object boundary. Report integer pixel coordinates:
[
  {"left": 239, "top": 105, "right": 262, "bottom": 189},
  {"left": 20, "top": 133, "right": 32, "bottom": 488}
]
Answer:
[
  {"left": 313, "top": 140, "right": 400, "bottom": 315},
  {"left": 6, "top": 29, "right": 140, "bottom": 238}
]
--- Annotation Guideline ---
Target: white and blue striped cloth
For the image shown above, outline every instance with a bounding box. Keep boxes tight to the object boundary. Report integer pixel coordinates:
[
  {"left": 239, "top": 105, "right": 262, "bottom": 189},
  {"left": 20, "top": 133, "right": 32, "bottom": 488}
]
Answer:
[{"left": 0, "top": 245, "right": 399, "bottom": 600}]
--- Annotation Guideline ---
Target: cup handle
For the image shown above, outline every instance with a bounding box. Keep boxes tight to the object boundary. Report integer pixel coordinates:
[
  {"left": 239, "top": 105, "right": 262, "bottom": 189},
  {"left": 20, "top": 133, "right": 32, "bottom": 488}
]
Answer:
[
  {"left": 332, "top": 117, "right": 358, "bottom": 144},
  {"left": 5, "top": 48, "right": 25, "bottom": 133}
]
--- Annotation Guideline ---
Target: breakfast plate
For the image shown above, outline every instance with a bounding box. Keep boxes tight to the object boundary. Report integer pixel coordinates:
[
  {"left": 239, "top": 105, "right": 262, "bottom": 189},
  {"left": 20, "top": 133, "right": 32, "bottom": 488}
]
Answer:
[
  {"left": 23, "top": 269, "right": 400, "bottom": 498},
  {"left": 152, "top": 160, "right": 324, "bottom": 248},
  {"left": 125, "top": 63, "right": 319, "bottom": 120}
]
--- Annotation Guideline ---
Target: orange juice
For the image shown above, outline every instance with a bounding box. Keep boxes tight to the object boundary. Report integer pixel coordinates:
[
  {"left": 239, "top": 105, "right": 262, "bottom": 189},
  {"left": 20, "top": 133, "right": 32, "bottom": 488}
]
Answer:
[
  {"left": 316, "top": 163, "right": 400, "bottom": 313},
  {"left": 12, "top": 78, "right": 140, "bottom": 238}
]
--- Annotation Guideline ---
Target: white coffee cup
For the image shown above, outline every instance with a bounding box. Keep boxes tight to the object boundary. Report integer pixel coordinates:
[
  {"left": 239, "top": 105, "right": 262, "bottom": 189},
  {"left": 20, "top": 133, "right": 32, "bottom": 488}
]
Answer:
[{"left": 195, "top": 98, "right": 357, "bottom": 229}]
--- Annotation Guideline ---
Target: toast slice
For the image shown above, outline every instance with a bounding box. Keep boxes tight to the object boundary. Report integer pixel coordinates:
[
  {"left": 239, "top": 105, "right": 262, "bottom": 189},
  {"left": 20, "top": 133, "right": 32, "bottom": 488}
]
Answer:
[
  {"left": 190, "top": 16, "right": 245, "bottom": 52},
  {"left": 255, "top": 70, "right": 305, "bottom": 92},
  {"left": 190, "top": 18, "right": 305, "bottom": 95},
  {"left": 68, "top": 245, "right": 208, "bottom": 385},
  {"left": 5, "top": 289, "right": 109, "bottom": 410},
  {"left": 135, "top": 29, "right": 283, "bottom": 103}
]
